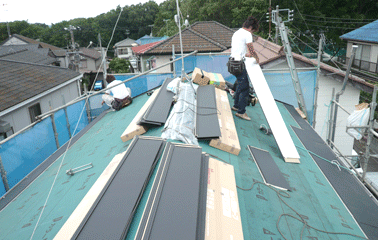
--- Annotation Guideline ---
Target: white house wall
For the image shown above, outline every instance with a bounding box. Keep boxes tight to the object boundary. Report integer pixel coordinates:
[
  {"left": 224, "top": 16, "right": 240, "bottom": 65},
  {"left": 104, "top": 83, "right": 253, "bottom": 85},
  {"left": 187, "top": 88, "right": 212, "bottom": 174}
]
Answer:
[
  {"left": 1, "top": 81, "right": 80, "bottom": 134},
  {"left": 266, "top": 59, "right": 360, "bottom": 156},
  {"left": 151, "top": 55, "right": 171, "bottom": 73}
]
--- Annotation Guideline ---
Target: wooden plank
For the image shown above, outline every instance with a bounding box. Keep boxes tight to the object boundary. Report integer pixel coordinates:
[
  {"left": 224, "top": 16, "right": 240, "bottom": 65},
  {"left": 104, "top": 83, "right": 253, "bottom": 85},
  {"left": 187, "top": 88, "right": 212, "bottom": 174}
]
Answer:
[
  {"left": 205, "top": 158, "right": 244, "bottom": 240},
  {"left": 120, "top": 89, "right": 160, "bottom": 142},
  {"left": 209, "top": 88, "right": 241, "bottom": 155},
  {"left": 245, "top": 58, "right": 300, "bottom": 163}
]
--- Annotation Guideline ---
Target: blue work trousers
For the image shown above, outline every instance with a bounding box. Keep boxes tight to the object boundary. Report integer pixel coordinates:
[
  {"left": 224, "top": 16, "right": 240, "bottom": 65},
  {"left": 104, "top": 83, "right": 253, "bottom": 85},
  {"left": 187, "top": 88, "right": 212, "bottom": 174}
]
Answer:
[{"left": 233, "top": 69, "right": 250, "bottom": 114}]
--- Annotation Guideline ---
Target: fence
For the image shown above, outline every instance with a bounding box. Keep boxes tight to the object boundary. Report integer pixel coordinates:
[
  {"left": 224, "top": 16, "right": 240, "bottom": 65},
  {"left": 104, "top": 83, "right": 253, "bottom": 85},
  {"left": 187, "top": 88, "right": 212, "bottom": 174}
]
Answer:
[{"left": 0, "top": 53, "right": 317, "bottom": 197}]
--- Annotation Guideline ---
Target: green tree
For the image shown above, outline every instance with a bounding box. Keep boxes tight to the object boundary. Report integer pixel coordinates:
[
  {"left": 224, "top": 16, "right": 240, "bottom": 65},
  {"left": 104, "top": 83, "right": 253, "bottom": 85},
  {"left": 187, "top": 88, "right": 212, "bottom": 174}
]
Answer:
[{"left": 109, "top": 57, "right": 131, "bottom": 73}]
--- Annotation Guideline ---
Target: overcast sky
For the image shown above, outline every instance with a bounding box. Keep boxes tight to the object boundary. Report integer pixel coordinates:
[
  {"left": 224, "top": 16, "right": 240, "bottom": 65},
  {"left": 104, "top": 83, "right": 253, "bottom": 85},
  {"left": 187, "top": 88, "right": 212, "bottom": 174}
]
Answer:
[{"left": 1, "top": 0, "right": 166, "bottom": 25}]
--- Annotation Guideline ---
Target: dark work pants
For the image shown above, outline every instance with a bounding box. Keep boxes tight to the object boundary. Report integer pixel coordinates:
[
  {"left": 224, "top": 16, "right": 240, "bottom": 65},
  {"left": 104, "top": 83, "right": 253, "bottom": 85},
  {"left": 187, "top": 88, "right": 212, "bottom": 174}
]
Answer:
[{"left": 233, "top": 68, "right": 249, "bottom": 114}]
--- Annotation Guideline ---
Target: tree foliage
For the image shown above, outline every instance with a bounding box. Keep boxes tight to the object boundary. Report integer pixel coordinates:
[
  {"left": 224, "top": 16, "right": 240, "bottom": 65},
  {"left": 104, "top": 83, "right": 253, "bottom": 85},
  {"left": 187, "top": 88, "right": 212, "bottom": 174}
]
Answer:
[
  {"left": 1, "top": 0, "right": 377, "bottom": 57},
  {"left": 109, "top": 57, "right": 131, "bottom": 73}
]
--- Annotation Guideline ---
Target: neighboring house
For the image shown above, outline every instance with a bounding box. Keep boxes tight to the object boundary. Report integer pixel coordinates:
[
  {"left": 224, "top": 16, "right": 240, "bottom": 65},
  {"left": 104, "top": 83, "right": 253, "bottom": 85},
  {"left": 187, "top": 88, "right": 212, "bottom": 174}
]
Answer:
[
  {"left": 132, "top": 40, "right": 165, "bottom": 72},
  {"left": 0, "top": 44, "right": 58, "bottom": 65},
  {"left": 340, "top": 20, "right": 378, "bottom": 74},
  {"left": 76, "top": 47, "right": 102, "bottom": 73},
  {"left": 0, "top": 34, "right": 69, "bottom": 68},
  {"left": 0, "top": 59, "right": 82, "bottom": 139},
  {"left": 114, "top": 38, "right": 136, "bottom": 59},
  {"left": 135, "top": 21, "right": 234, "bottom": 73}
]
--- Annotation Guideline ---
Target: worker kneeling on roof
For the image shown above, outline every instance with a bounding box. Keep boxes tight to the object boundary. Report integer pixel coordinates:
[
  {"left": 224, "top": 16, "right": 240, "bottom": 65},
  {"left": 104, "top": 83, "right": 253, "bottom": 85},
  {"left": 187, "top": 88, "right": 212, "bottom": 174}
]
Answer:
[{"left": 101, "top": 74, "right": 132, "bottom": 111}]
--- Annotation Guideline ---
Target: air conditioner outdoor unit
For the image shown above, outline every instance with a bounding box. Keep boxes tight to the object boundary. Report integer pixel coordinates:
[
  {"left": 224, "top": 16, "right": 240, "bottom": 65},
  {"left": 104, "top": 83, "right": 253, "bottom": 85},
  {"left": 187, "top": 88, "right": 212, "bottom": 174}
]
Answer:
[{"left": 0, "top": 120, "right": 11, "bottom": 133}]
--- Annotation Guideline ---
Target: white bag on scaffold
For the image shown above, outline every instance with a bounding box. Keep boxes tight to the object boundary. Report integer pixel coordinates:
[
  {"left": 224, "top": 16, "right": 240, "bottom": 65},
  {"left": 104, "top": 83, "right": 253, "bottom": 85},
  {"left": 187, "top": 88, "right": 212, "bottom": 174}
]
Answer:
[{"left": 346, "top": 108, "right": 370, "bottom": 140}]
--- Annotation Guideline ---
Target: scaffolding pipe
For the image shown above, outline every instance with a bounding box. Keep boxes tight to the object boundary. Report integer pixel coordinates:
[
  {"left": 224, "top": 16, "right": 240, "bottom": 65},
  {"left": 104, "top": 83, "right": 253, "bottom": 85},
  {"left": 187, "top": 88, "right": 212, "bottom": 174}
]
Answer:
[
  {"left": 327, "top": 88, "right": 335, "bottom": 145},
  {"left": 312, "top": 34, "right": 325, "bottom": 129},
  {"left": 362, "top": 85, "right": 378, "bottom": 180},
  {"left": 330, "top": 45, "right": 358, "bottom": 144},
  {"left": 0, "top": 155, "right": 10, "bottom": 192}
]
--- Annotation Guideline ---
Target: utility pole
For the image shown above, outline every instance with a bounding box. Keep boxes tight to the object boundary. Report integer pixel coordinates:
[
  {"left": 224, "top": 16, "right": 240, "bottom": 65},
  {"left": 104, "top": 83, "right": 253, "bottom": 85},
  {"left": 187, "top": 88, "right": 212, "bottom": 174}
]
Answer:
[
  {"left": 272, "top": 6, "right": 308, "bottom": 119},
  {"left": 275, "top": 5, "right": 279, "bottom": 44},
  {"left": 98, "top": 33, "right": 107, "bottom": 84},
  {"left": 163, "top": 19, "right": 169, "bottom": 36},
  {"left": 148, "top": 24, "right": 154, "bottom": 37},
  {"left": 64, "top": 25, "right": 80, "bottom": 72}
]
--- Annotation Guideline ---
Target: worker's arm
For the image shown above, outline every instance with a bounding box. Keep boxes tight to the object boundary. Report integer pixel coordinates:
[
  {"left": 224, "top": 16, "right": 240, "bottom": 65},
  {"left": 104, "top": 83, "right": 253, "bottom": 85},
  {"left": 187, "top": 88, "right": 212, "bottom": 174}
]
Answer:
[{"left": 245, "top": 42, "right": 259, "bottom": 64}]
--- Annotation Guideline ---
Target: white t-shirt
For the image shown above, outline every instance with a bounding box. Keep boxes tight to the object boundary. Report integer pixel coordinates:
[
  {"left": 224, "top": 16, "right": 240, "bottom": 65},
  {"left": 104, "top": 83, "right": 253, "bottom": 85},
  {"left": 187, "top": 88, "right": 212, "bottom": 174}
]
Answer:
[
  {"left": 231, "top": 28, "right": 253, "bottom": 60},
  {"left": 105, "top": 80, "right": 131, "bottom": 99}
]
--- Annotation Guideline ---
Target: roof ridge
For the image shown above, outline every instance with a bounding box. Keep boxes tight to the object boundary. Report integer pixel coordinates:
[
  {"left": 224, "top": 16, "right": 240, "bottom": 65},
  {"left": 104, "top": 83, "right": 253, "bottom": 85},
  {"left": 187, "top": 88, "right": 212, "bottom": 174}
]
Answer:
[
  {"left": 0, "top": 48, "right": 28, "bottom": 57},
  {"left": 0, "top": 58, "right": 75, "bottom": 71}
]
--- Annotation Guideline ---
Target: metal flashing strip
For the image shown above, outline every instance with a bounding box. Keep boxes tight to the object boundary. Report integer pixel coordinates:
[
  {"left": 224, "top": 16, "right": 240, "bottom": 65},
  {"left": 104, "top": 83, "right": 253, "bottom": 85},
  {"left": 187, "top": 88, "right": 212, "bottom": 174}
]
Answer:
[
  {"left": 139, "top": 78, "right": 175, "bottom": 126},
  {"left": 0, "top": 111, "right": 107, "bottom": 211},
  {"left": 292, "top": 127, "right": 378, "bottom": 239},
  {"left": 248, "top": 146, "right": 291, "bottom": 191},
  {"left": 195, "top": 85, "right": 221, "bottom": 139},
  {"left": 245, "top": 58, "right": 300, "bottom": 163},
  {"left": 135, "top": 143, "right": 208, "bottom": 240},
  {"left": 73, "top": 136, "right": 166, "bottom": 240}
]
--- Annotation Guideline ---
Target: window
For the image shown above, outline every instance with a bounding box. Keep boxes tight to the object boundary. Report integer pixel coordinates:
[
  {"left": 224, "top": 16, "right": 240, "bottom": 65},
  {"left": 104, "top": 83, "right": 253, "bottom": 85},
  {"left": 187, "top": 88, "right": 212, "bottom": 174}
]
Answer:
[{"left": 29, "top": 103, "right": 42, "bottom": 123}]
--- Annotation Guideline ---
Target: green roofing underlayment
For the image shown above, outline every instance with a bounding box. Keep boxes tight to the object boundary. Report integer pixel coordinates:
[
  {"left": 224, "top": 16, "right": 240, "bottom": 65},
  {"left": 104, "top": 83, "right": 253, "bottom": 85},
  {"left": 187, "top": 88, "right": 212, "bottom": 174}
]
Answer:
[{"left": 0, "top": 92, "right": 366, "bottom": 240}]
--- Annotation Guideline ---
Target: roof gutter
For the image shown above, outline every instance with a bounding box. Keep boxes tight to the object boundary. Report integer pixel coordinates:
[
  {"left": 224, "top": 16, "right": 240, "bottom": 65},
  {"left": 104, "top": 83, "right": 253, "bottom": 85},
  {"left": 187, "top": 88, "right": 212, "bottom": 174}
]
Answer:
[{"left": 0, "top": 74, "right": 83, "bottom": 118}]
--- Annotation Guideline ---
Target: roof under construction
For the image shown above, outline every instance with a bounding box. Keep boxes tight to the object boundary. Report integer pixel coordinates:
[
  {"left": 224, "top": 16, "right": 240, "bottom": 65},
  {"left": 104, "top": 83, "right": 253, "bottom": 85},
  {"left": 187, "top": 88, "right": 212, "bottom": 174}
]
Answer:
[{"left": 0, "top": 75, "right": 377, "bottom": 239}]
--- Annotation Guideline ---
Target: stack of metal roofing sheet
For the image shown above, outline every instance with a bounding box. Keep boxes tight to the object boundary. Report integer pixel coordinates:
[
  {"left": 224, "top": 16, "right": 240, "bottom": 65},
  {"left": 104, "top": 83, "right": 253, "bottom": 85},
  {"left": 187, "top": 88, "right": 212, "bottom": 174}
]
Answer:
[
  {"left": 139, "top": 78, "right": 175, "bottom": 126},
  {"left": 135, "top": 142, "right": 209, "bottom": 240},
  {"left": 71, "top": 136, "right": 165, "bottom": 240},
  {"left": 195, "top": 85, "right": 221, "bottom": 139}
]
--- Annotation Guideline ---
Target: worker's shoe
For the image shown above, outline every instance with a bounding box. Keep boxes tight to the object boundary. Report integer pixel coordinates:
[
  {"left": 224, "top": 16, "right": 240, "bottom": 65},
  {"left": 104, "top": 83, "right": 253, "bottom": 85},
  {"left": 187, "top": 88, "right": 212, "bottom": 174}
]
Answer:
[
  {"left": 235, "top": 112, "right": 251, "bottom": 121},
  {"left": 231, "top": 106, "right": 238, "bottom": 111}
]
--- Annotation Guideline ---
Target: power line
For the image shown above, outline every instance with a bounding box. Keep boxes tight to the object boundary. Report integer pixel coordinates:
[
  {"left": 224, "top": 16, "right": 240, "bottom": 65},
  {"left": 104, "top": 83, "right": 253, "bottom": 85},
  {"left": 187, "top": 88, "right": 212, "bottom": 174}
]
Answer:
[
  {"left": 300, "top": 13, "right": 377, "bottom": 21},
  {"left": 292, "top": 21, "right": 378, "bottom": 30},
  {"left": 294, "top": 17, "right": 375, "bottom": 25}
]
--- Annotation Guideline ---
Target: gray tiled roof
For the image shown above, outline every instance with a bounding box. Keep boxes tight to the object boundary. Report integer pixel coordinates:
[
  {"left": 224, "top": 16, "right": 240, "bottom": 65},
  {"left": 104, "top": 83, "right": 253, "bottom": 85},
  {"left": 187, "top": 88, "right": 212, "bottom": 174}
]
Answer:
[
  {"left": 0, "top": 49, "right": 57, "bottom": 65},
  {"left": 0, "top": 44, "right": 41, "bottom": 55},
  {"left": 0, "top": 59, "right": 81, "bottom": 112},
  {"left": 79, "top": 47, "right": 101, "bottom": 60},
  {"left": 143, "top": 21, "right": 235, "bottom": 55}
]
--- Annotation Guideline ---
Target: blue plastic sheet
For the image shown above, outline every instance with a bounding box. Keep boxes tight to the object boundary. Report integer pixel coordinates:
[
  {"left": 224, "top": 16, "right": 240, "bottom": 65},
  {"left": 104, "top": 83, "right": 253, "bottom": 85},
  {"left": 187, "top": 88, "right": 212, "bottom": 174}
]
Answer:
[
  {"left": 0, "top": 117, "right": 57, "bottom": 190},
  {"left": 67, "top": 100, "right": 89, "bottom": 136},
  {"left": 54, "top": 109, "right": 70, "bottom": 147},
  {"left": 116, "top": 73, "right": 174, "bottom": 97},
  {"left": 264, "top": 71, "right": 316, "bottom": 124}
]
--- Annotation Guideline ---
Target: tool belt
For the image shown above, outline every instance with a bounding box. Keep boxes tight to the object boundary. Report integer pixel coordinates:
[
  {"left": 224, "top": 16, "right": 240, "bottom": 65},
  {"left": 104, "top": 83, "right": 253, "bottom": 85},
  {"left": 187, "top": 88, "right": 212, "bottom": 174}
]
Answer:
[
  {"left": 227, "top": 57, "right": 245, "bottom": 76},
  {"left": 111, "top": 96, "right": 132, "bottom": 111}
]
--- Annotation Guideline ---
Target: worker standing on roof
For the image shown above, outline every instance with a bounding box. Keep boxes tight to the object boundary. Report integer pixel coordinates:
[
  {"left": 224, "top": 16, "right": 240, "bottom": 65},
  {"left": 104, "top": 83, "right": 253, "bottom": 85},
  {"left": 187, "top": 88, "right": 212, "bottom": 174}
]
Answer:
[
  {"left": 101, "top": 75, "right": 132, "bottom": 111},
  {"left": 231, "top": 16, "right": 260, "bottom": 121}
]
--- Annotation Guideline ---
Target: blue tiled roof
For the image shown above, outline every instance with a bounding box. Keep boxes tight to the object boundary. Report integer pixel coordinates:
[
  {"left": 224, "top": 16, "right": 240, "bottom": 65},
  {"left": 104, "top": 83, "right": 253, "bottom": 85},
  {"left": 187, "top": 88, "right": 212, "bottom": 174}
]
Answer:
[
  {"left": 340, "top": 20, "right": 378, "bottom": 43},
  {"left": 135, "top": 35, "right": 169, "bottom": 45}
]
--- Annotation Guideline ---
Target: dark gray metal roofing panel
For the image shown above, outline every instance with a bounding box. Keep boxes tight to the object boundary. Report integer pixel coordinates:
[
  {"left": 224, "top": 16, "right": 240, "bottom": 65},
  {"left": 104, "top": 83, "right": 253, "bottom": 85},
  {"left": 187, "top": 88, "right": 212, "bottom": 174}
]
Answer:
[
  {"left": 136, "top": 143, "right": 208, "bottom": 240},
  {"left": 292, "top": 127, "right": 378, "bottom": 239},
  {"left": 74, "top": 136, "right": 165, "bottom": 240},
  {"left": 248, "top": 146, "right": 291, "bottom": 191},
  {"left": 140, "top": 78, "right": 174, "bottom": 126},
  {"left": 195, "top": 85, "right": 221, "bottom": 139}
]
